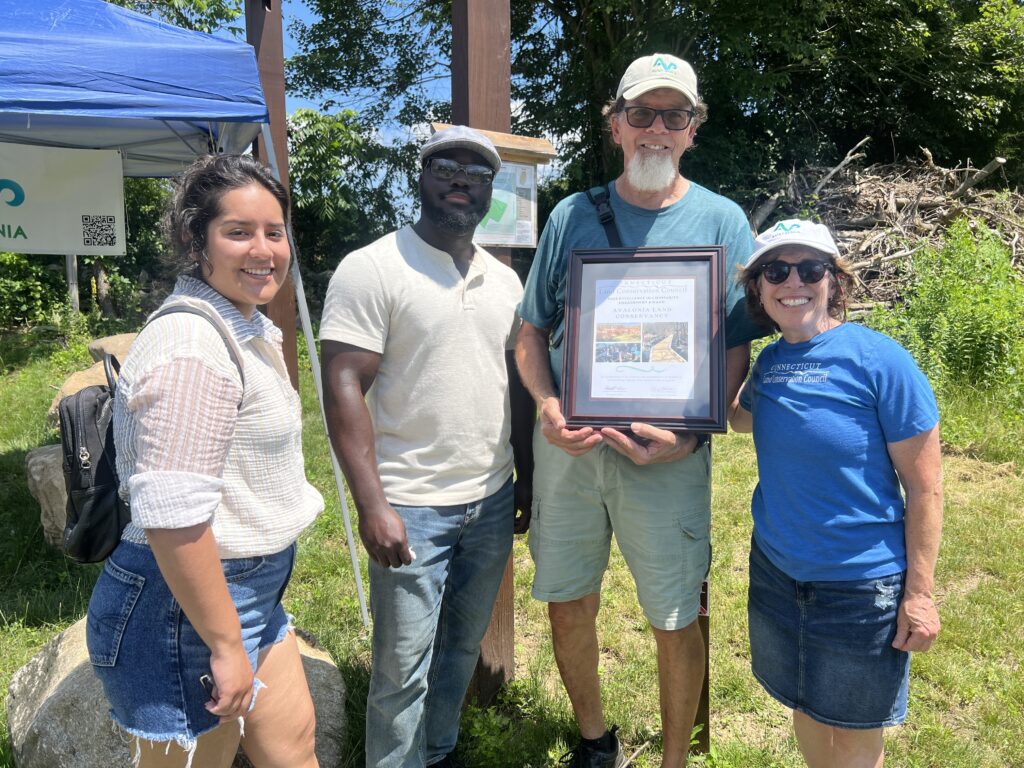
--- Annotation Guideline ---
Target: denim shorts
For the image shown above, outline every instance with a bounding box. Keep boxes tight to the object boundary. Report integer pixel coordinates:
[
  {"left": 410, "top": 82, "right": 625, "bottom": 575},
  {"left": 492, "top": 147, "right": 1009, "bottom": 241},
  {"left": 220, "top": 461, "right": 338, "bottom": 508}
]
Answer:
[
  {"left": 86, "top": 540, "right": 296, "bottom": 746},
  {"left": 747, "top": 538, "right": 910, "bottom": 728},
  {"left": 529, "top": 426, "right": 711, "bottom": 630}
]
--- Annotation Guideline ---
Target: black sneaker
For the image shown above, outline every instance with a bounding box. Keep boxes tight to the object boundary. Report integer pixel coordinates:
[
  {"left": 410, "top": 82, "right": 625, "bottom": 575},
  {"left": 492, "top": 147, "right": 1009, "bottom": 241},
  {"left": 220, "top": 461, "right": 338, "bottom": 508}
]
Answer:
[
  {"left": 558, "top": 726, "right": 625, "bottom": 767},
  {"left": 432, "top": 754, "right": 467, "bottom": 768}
]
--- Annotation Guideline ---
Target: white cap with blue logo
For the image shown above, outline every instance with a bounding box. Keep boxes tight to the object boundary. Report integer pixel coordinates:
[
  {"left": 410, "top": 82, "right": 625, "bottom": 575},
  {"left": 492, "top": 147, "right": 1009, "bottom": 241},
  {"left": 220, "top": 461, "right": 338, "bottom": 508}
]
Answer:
[
  {"left": 746, "top": 219, "right": 840, "bottom": 267},
  {"left": 616, "top": 53, "right": 699, "bottom": 106}
]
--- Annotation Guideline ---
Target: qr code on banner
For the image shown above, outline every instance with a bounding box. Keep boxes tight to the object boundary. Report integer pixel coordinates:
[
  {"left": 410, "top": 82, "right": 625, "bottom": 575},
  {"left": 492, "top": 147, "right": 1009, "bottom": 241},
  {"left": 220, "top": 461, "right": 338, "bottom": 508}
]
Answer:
[{"left": 82, "top": 215, "right": 117, "bottom": 247}]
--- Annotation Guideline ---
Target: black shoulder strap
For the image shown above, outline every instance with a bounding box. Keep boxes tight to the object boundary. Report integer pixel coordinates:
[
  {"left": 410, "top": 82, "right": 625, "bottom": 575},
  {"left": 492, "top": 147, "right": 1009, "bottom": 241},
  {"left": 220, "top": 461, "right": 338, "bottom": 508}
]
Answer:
[
  {"left": 585, "top": 185, "right": 623, "bottom": 248},
  {"left": 148, "top": 304, "right": 245, "bottom": 388}
]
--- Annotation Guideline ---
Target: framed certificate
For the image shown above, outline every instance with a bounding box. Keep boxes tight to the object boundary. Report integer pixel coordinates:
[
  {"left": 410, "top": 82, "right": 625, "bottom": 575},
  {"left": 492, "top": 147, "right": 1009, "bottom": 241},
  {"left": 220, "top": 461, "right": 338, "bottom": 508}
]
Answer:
[{"left": 560, "top": 246, "right": 727, "bottom": 432}]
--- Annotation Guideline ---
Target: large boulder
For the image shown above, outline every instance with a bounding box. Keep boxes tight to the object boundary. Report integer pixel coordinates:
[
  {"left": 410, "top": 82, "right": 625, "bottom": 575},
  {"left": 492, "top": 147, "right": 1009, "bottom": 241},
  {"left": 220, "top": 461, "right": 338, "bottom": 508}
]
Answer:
[
  {"left": 24, "top": 445, "right": 67, "bottom": 548},
  {"left": 7, "top": 618, "right": 346, "bottom": 768},
  {"left": 87, "top": 334, "right": 137, "bottom": 364},
  {"left": 47, "top": 362, "right": 107, "bottom": 425}
]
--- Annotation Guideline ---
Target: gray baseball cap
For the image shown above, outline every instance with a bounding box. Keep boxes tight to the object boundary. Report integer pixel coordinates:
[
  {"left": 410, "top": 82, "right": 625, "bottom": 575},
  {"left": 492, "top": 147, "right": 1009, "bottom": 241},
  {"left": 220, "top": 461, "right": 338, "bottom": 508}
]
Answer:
[{"left": 419, "top": 125, "right": 501, "bottom": 173}]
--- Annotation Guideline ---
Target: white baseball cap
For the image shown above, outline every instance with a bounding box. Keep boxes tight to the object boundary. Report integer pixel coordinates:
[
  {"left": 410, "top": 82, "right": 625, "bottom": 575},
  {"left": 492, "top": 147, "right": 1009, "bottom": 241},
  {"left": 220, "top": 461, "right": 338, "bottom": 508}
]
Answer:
[
  {"left": 616, "top": 53, "right": 699, "bottom": 106},
  {"left": 746, "top": 219, "right": 840, "bottom": 267}
]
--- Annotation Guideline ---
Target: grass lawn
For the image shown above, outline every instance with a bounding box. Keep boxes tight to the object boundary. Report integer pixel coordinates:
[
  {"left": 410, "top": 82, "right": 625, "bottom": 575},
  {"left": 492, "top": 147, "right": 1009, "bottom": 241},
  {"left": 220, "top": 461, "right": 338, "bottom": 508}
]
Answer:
[{"left": 2, "top": 329, "right": 1022, "bottom": 767}]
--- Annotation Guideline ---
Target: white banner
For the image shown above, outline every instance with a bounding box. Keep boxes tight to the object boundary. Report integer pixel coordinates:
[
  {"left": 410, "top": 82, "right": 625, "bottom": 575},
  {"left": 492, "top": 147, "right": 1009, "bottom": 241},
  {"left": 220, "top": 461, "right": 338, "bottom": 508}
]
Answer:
[{"left": 0, "top": 143, "right": 126, "bottom": 255}]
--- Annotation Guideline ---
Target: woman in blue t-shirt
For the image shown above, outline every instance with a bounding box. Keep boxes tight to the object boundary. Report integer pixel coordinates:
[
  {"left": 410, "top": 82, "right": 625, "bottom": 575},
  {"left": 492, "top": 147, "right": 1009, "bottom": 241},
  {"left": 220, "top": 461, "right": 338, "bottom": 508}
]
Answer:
[{"left": 729, "top": 219, "right": 943, "bottom": 768}]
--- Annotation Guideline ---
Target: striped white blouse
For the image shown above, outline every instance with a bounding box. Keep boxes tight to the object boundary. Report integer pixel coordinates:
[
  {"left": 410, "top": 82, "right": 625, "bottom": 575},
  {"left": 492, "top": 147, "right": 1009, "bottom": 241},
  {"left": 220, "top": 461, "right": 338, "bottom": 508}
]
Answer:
[{"left": 114, "top": 276, "right": 323, "bottom": 558}]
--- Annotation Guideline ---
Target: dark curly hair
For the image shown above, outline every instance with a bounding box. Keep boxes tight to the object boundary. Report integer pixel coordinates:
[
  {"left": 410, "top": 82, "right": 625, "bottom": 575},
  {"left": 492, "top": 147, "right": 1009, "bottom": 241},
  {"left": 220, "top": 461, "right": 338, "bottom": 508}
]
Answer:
[
  {"left": 738, "top": 247, "right": 853, "bottom": 333},
  {"left": 162, "top": 154, "right": 290, "bottom": 275}
]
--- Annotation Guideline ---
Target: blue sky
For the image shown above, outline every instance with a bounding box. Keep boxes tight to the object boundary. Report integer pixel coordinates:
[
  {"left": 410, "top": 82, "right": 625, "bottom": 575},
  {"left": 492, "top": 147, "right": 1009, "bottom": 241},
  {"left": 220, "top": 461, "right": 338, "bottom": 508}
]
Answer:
[{"left": 281, "top": 0, "right": 319, "bottom": 114}]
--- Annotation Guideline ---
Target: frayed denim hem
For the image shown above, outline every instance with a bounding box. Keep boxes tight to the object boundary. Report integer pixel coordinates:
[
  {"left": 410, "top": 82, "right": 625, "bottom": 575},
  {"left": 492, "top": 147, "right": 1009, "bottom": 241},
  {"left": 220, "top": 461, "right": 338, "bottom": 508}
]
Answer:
[
  {"left": 108, "top": 717, "right": 213, "bottom": 768},
  {"left": 107, "top": 675, "right": 272, "bottom": 768}
]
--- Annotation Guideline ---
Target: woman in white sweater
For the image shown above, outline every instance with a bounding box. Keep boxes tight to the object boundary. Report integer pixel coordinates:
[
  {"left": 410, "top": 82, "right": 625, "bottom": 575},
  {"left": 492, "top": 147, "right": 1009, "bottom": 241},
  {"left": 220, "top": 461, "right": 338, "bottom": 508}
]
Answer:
[{"left": 86, "top": 154, "right": 324, "bottom": 768}]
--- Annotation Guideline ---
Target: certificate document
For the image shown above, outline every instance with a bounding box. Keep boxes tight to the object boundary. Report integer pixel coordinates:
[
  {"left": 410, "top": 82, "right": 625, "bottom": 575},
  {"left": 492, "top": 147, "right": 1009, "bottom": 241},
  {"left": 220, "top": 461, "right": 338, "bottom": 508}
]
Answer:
[
  {"left": 591, "top": 277, "right": 696, "bottom": 400},
  {"left": 560, "top": 245, "right": 726, "bottom": 433}
]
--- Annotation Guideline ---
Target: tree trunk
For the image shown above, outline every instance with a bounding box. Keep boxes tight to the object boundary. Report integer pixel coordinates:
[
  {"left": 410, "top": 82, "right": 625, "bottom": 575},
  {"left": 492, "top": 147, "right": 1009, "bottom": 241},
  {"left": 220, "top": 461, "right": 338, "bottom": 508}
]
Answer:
[{"left": 93, "top": 261, "right": 117, "bottom": 319}]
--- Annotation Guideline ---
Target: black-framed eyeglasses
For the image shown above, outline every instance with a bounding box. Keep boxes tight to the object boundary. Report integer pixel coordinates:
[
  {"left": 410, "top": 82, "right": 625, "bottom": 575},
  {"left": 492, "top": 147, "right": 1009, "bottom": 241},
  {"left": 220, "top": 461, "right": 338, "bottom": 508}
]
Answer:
[
  {"left": 759, "top": 260, "right": 834, "bottom": 285},
  {"left": 424, "top": 157, "right": 495, "bottom": 185},
  {"left": 620, "top": 106, "right": 695, "bottom": 131}
]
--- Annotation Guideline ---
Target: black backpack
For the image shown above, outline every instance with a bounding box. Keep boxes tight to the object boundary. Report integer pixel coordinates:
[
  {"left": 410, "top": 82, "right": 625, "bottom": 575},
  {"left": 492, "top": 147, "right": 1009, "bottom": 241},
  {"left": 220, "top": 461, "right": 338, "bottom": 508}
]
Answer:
[{"left": 58, "top": 304, "right": 244, "bottom": 563}]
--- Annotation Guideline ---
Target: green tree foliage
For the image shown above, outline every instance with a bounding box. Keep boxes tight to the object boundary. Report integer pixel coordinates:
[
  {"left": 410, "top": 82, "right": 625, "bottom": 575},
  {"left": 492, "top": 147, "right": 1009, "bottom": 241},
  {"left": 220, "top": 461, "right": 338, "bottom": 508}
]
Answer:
[
  {"left": 288, "top": 0, "right": 1024, "bottom": 210},
  {"left": 288, "top": 108, "right": 411, "bottom": 272},
  {"left": 108, "top": 0, "right": 243, "bottom": 35}
]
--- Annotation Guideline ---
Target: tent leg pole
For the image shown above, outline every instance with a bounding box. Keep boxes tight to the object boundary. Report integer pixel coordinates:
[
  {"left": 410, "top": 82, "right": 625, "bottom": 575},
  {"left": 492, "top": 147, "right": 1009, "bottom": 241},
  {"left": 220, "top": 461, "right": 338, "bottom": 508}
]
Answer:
[
  {"left": 260, "top": 124, "right": 369, "bottom": 629},
  {"left": 65, "top": 254, "right": 80, "bottom": 312}
]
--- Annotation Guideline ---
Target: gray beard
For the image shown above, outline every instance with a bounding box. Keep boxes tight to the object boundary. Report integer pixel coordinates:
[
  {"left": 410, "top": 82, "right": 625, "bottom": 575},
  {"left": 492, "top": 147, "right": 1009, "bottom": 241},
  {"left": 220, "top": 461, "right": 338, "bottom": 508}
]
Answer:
[{"left": 625, "top": 152, "right": 679, "bottom": 192}]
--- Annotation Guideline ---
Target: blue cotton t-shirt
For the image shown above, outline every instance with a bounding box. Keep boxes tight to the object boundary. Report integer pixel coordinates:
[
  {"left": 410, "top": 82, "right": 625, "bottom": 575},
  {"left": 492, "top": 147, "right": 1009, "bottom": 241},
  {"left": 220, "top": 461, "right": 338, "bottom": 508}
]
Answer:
[
  {"left": 739, "top": 322, "right": 939, "bottom": 581},
  {"left": 520, "top": 181, "right": 766, "bottom": 392}
]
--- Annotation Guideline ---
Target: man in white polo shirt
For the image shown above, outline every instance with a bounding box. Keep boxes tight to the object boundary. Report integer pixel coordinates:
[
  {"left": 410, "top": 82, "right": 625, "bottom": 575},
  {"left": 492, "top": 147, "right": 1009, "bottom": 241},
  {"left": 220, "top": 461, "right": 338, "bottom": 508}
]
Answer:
[{"left": 320, "top": 125, "right": 533, "bottom": 768}]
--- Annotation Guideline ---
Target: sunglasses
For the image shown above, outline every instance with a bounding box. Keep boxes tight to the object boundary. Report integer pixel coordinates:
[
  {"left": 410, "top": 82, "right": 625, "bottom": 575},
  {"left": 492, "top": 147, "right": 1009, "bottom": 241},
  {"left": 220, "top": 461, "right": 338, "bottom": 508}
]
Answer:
[
  {"left": 759, "top": 259, "right": 834, "bottom": 284},
  {"left": 620, "top": 106, "right": 695, "bottom": 131},
  {"left": 424, "top": 157, "right": 495, "bottom": 185}
]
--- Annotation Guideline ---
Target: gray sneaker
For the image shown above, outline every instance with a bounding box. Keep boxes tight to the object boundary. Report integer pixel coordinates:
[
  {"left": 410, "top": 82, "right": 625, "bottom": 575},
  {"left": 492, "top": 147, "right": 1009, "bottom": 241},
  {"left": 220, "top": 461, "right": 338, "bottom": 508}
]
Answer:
[{"left": 558, "top": 726, "right": 625, "bottom": 768}]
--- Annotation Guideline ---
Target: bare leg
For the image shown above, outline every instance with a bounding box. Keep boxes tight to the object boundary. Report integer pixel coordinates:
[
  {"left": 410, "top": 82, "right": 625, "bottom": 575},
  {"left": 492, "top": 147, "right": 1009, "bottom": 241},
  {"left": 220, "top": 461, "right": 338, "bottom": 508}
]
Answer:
[
  {"left": 651, "top": 621, "right": 704, "bottom": 768},
  {"left": 239, "top": 630, "right": 319, "bottom": 768},
  {"left": 136, "top": 721, "right": 240, "bottom": 768},
  {"left": 549, "top": 593, "right": 605, "bottom": 739},
  {"left": 793, "top": 710, "right": 884, "bottom": 768}
]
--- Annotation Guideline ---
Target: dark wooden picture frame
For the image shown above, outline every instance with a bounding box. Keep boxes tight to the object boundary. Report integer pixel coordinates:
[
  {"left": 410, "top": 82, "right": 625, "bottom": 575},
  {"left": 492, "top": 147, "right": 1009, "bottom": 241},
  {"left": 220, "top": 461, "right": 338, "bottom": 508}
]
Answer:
[{"left": 560, "top": 246, "right": 727, "bottom": 432}]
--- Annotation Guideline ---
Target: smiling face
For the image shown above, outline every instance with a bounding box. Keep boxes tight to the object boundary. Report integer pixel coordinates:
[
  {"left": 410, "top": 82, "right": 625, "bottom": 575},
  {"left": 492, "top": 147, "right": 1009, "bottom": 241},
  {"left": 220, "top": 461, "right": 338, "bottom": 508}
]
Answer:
[
  {"left": 198, "top": 183, "right": 290, "bottom": 319},
  {"left": 757, "top": 247, "right": 839, "bottom": 343},
  {"left": 418, "top": 148, "right": 494, "bottom": 236},
  {"left": 610, "top": 87, "right": 697, "bottom": 192}
]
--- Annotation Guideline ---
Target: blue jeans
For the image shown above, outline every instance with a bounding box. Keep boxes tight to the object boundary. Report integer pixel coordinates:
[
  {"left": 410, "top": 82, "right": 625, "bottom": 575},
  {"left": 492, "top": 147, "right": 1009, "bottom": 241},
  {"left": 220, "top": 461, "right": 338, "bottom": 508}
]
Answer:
[{"left": 366, "top": 477, "right": 514, "bottom": 767}]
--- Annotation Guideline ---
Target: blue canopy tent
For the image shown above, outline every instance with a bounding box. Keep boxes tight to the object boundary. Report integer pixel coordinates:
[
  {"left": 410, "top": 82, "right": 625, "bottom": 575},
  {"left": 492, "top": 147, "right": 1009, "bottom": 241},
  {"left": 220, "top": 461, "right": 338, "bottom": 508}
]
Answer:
[
  {"left": 0, "top": 0, "right": 369, "bottom": 625},
  {"left": 0, "top": 0, "right": 268, "bottom": 176}
]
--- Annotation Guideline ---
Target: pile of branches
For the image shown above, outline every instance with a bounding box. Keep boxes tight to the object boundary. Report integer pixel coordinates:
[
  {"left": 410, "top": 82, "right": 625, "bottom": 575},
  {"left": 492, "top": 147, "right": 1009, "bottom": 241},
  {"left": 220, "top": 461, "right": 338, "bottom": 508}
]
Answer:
[{"left": 751, "top": 138, "right": 1023, "bottom": 312}]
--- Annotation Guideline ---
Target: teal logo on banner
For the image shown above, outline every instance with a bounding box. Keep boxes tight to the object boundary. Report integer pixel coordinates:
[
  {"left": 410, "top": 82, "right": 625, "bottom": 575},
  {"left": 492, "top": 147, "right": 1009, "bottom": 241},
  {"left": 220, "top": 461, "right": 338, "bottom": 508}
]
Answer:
[{"left": 0, "top": 179, "right": 26, "bottom": 207}]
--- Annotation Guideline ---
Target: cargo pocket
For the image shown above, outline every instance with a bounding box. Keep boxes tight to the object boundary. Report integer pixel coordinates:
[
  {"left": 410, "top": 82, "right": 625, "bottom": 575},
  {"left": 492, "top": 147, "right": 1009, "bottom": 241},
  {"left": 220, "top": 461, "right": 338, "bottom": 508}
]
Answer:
[{"left": 86, "top": 560, "right": 145, "bottom": 667}]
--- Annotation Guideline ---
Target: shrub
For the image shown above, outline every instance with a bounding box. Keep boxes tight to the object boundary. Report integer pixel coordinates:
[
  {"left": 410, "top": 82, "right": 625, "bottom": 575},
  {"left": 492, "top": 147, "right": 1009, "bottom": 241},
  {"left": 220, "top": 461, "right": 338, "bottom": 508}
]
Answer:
[
  {"left": 867, "top": 219, "right": 1024, "bottom": 462},
  {"left": 0, "top": 252, "right": 67, "bottom": 328}
]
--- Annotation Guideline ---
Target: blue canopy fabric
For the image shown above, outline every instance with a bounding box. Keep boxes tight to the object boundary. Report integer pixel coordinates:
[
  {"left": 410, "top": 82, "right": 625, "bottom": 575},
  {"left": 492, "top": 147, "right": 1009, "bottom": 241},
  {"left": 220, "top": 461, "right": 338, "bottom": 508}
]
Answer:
[{"left": 0, "top": 0, "right": 269, "bottom": 176}]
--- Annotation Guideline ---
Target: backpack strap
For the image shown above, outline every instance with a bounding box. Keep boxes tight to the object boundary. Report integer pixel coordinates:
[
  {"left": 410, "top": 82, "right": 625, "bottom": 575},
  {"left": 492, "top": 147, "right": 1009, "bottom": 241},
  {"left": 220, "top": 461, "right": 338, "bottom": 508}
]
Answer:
[
  {"left": 584, "top": 185, "right": 623, "bottom": 248},
  {"left": 147, "top": 304, "right": 246, "bottom": 389}
]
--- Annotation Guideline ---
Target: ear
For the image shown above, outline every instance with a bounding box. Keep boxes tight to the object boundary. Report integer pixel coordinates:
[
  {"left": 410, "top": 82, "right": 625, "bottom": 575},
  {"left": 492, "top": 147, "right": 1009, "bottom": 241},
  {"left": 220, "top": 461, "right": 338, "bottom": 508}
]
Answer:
[{"left": 609, "top": 111, "right": 624, "bottom": 147}]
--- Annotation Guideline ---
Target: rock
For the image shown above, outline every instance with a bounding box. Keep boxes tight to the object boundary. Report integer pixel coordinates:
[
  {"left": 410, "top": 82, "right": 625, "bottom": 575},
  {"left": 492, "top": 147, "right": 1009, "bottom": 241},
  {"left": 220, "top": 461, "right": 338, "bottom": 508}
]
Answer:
[
  {"left": 7, "top": 618, "right": 346, "bottom": 768},
  {"left": 87, "top": 334, "right": 137, "bottom": 364},
  {"left": 47, "top": 362, "right": 108, "bottom": 425},
  {"left": 25, "top": 445, "right": 67, "bottom": 548}
]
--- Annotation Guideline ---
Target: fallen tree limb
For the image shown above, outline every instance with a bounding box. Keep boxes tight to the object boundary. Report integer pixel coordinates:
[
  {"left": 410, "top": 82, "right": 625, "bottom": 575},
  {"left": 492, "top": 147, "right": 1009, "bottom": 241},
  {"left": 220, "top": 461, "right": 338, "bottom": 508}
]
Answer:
[
  {"left": 811, "top": 136, "right": 871, "bottom": 197},
  {"left": 951, "top": 157, "right": 1007, "bottom": 198}
]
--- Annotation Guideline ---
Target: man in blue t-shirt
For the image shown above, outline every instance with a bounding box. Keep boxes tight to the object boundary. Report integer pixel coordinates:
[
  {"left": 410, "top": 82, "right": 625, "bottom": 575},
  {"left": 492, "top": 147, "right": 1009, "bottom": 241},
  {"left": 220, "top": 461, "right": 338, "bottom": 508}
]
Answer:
[{"left": 515, "top": 53, "right": 767, "bottom": 768}]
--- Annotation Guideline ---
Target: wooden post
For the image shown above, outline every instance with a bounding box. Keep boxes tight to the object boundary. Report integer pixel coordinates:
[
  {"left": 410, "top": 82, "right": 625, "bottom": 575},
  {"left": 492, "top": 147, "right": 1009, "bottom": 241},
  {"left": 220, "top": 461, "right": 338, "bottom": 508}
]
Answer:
[
  {"left": 695, "top": 581, "right": 710, "bottom": 754},
  {"left": 452, "top": 0, "right": 515, "bottom": 705},
  {"left": 245, "top": 0, "right": 298, "bottom": 389}
]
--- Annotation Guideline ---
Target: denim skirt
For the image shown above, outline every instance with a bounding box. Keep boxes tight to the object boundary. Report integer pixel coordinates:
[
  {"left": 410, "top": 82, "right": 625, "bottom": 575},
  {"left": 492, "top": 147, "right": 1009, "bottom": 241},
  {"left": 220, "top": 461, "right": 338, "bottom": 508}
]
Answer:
[
  {"left": 747, "top": 538, "right": 910, "bottom": 728},
  {"left": 86, "top": 540, "right": 296, "bottom": 744}
]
